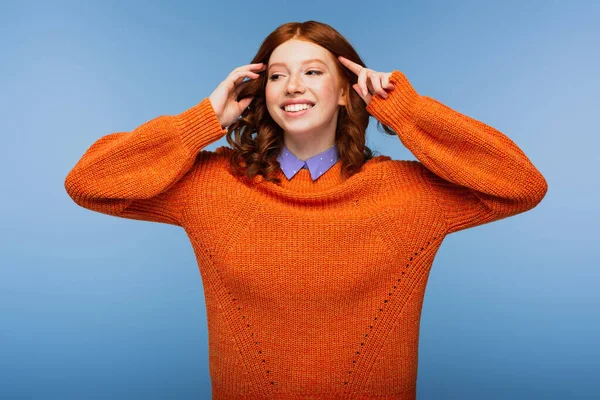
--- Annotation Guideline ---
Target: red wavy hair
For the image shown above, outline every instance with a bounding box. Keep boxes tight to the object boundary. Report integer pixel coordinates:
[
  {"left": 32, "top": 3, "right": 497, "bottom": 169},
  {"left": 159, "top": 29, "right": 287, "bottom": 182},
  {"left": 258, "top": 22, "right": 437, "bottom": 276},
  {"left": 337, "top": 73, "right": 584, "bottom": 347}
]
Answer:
[{"left": 224, "top": 20, "right": 396, "bottom": 185}]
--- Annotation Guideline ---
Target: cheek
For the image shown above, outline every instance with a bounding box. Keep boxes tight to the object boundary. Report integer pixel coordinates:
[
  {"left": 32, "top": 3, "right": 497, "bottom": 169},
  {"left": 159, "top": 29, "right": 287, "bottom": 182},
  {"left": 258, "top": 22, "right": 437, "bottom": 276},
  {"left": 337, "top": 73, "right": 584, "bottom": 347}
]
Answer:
[
  {"left": 315, "top": 81, "right": 338, "bottom": 103},
  {"left": 264, "top": 88, "right": 278, "bottom": 113},
  {"left": 265, "top": 84, "right": 281, "bottom": 100}
]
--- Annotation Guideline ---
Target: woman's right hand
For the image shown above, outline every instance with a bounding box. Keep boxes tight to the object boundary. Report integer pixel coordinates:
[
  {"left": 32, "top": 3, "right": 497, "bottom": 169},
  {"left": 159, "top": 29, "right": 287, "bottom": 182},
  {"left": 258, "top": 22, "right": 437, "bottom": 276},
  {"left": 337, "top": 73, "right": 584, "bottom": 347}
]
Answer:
[{"left": 208, "top": 62, "right": 266, "bottom": 129}]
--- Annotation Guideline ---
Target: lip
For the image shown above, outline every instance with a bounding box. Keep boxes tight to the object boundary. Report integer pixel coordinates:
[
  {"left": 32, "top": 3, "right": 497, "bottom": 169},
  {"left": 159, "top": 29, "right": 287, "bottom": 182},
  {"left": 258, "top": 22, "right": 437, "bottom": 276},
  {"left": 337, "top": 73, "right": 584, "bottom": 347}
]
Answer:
[{"left": 282, "top": 104, "right": 315, "bottom": 117}]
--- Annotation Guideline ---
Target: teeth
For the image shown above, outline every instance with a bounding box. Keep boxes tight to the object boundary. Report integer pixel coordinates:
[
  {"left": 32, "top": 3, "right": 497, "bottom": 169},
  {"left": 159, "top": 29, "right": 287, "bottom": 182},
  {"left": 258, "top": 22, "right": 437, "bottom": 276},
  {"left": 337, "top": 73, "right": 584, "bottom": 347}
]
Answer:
[{"left": 284, "top": 103, "right": 314, "bottom": 112}]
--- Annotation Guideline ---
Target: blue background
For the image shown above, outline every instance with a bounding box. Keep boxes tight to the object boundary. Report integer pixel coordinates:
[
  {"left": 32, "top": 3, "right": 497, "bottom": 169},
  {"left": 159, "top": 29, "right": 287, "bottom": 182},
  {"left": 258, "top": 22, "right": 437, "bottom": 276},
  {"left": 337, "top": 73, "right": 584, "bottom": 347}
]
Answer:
[{"left": 2, "top": 0, "right": 598, "bottom": 399}]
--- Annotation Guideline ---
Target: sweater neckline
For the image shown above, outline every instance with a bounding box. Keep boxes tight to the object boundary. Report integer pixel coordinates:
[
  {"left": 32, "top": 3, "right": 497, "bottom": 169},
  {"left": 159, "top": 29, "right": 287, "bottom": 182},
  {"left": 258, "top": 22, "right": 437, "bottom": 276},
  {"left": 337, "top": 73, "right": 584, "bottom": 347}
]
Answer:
[{"left": 252, "top": 155, "right": 391, "bottom": 202}]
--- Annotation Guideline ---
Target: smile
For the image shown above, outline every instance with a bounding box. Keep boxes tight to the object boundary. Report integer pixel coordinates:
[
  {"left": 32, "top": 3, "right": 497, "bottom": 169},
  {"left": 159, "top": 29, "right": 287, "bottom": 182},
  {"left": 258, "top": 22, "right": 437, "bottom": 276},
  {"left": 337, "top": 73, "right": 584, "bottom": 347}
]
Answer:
[{"left": 282, "top": 104, "right": 315, "bottom": 117}]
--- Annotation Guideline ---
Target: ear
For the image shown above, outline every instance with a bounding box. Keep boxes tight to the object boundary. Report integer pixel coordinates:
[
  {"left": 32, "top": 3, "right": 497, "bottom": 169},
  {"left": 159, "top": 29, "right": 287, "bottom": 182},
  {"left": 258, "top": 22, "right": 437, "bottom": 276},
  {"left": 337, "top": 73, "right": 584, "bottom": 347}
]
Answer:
[{"left": 338, "top": 85, "right": 347, "bottom": 107}]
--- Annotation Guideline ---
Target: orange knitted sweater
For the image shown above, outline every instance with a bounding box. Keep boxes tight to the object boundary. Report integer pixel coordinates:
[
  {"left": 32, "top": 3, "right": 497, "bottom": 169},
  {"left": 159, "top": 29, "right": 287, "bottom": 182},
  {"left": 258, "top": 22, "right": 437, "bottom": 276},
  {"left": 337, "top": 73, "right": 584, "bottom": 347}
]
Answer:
[{"left": 64, "top": 70, "right": 547, "bottom": 399}]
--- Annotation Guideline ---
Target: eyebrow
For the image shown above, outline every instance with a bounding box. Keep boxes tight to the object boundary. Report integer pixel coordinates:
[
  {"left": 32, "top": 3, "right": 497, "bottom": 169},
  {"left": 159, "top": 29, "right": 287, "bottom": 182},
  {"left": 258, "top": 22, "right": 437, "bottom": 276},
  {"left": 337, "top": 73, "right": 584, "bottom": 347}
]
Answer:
[{"left": 268, "top": 58, "right": 327, "bottom": 71}]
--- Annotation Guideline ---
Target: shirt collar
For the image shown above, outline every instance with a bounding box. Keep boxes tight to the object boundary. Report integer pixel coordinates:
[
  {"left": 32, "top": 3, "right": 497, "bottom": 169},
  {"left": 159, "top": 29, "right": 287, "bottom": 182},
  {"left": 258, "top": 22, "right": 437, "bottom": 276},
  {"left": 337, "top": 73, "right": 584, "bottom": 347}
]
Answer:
[{"left": 276, "top": 144, "right": 339, "bottom": 181}]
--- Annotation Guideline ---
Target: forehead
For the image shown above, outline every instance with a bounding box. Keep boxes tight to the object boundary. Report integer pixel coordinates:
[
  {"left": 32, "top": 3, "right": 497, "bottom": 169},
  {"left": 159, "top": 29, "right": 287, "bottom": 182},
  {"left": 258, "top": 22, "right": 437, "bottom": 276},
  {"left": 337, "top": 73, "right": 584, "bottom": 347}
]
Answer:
[{"left": 268, "top": 39, "right": 333, "bottom": 68}]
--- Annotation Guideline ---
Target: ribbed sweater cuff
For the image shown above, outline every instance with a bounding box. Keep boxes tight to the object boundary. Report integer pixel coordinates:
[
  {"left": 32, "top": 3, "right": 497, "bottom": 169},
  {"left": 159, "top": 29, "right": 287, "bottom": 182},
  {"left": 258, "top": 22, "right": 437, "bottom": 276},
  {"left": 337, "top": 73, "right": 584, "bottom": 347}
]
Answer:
[
  {"left": 175, "top": 97, "right": 228, "bottom": 156},
  {"left": 366, "top": 70, "right": 421, "bottom": 128}
]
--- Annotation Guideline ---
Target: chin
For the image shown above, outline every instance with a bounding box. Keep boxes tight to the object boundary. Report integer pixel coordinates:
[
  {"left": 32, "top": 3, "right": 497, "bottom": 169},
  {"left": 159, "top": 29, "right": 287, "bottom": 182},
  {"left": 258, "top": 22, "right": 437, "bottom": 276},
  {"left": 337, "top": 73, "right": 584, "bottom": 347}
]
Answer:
[{"left": 281, "top": 127, "right": 317, "bottom": 136}]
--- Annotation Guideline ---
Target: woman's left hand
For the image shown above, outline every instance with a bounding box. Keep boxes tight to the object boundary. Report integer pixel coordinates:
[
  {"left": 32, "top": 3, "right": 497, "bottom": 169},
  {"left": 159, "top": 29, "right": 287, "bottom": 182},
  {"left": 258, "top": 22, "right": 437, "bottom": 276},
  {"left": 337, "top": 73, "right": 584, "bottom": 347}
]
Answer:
[{"left": 338, "top": 56, "right": 395, "bottom": 106}]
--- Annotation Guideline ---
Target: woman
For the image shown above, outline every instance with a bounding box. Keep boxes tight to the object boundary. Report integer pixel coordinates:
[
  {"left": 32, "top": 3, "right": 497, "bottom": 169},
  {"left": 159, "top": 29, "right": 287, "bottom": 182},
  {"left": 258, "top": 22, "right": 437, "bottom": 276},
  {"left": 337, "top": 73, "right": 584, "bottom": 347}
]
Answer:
[{"left": 65, "top": 20, "right": 547, "bottom": 399}]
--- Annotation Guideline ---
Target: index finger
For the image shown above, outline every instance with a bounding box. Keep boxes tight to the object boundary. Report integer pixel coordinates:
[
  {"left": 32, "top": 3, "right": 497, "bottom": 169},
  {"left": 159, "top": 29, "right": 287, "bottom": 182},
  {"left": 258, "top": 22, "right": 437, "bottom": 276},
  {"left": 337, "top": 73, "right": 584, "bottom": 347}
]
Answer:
[{"left": 338, "top": 56, "right": 363, "bottom": 76}]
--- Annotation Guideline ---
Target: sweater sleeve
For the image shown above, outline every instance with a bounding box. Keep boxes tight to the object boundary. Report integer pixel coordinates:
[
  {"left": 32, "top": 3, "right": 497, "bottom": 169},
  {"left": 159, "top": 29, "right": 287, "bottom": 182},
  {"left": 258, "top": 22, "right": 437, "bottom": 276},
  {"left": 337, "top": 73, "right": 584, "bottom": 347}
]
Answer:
[
  {"left": 64, "top": 97, "right": 227, "bottom": 227},
  {"left": 366, "top": 70, "right": 548, "bottom": 235}
]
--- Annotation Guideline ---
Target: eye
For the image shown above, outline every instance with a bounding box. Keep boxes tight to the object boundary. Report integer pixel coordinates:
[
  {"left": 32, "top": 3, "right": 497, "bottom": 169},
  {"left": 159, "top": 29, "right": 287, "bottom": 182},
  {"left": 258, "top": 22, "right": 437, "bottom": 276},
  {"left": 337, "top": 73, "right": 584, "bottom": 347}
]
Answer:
[
  {"left": 306, "top": 70, "right": 322, "bottom": 76},
  {"left": 268, "top": 70, "right": 323, "bottom": 81}
]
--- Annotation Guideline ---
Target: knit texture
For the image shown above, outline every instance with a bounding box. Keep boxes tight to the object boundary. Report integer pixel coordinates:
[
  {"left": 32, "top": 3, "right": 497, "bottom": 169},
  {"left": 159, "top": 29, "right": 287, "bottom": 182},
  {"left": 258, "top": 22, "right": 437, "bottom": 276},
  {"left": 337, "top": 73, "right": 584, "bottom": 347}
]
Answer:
[{"left": 65, "top": 70, "right": 548, "bottom": 399}]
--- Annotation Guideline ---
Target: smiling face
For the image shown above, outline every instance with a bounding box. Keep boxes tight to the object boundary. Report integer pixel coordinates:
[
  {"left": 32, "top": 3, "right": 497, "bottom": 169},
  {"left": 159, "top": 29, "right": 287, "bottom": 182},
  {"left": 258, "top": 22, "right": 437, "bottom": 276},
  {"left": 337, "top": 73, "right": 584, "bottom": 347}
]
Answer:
[{"left": 265, "top": 39, "right": 347, "bottom": 143}]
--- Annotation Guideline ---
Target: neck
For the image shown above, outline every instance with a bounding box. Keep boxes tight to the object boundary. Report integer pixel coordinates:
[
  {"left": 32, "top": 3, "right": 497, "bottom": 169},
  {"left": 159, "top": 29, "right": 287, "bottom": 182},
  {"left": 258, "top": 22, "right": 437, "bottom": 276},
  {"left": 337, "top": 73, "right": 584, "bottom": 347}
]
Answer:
[
  {"left": 283, "top": 142, "right": 336, "bottom": 162},
  {"left": 281, "top": 110, "right": 339, "bottom": 161}
]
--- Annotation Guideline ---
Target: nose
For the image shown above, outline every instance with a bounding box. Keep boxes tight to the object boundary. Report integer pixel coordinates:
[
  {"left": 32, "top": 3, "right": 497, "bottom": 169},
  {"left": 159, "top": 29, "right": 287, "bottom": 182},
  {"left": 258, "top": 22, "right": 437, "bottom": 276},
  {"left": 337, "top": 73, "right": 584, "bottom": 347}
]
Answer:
[{"left": 285, "top": 73, "right": 305, "bottom": 94}]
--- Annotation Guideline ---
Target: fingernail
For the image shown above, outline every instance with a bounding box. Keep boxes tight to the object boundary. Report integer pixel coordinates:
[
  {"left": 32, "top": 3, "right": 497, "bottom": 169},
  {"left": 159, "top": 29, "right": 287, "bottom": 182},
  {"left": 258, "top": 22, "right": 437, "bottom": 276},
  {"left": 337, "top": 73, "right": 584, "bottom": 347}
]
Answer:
[{"left": 362, "top": 89, "right": 368, "bottom": 96}]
